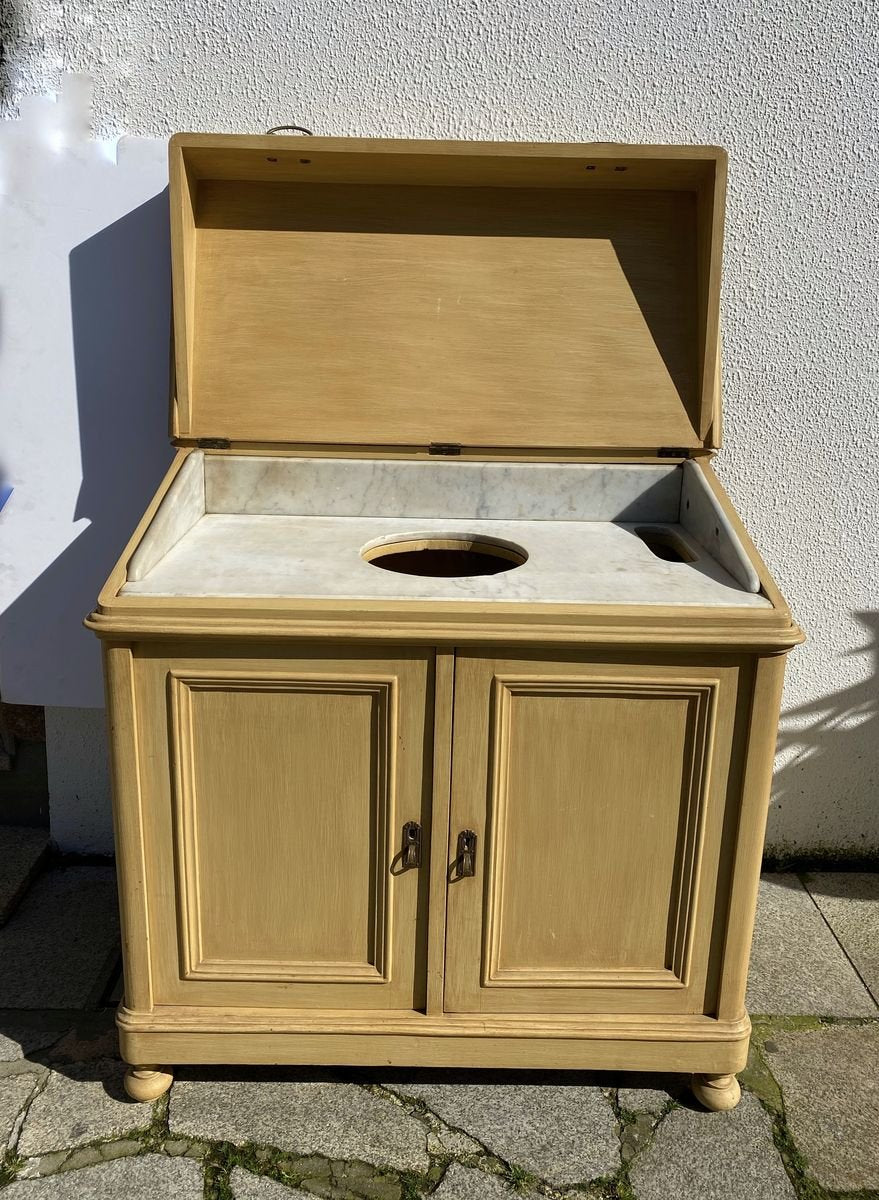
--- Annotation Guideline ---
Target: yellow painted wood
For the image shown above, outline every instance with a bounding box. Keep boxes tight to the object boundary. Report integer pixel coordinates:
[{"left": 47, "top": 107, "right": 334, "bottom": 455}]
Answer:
[
  {"left": 118, "top": 1002, "right": 751, "bottom": 1038},
  {"left": 87, "top": 597, "right": 804, "bottom": 651},
  {"left": 119, "top": 1030, "right": 748, "bottom": 1073},
  {"left": 102, "top": 645, "right": 154, "bottom": 1012},
  {"left": 445, "top": 652, "right": 739, "bottom": 1015},
  {"left": 715, "top": 653, "right": 789, "bottom": 1020},
  {"left": 169, "top": 135, "right": 725, "bottom": 452},
  {"left": 135, "top": 644, "right": 433, "bottom": 1010},
  {"left": 691, "top": 1072, "right": 742, "bottom": 1111},
  {"left": 425, "top": 651, "right": 455, "bottom": 1016},
  {"left": 117, "top": 1006, "right": 752, "bottom": 1073},
  {"left": 124, "top": 1066, "right": 173, "bottom": 1101}
]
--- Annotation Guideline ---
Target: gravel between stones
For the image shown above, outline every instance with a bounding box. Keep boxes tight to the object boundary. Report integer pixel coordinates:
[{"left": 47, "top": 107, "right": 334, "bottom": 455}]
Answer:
[{"left": 1, "top": 1154, "right": 203, "bottom": 1198}]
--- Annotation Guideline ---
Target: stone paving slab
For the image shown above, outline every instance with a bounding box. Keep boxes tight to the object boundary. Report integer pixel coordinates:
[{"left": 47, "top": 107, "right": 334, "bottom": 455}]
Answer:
[
  {"left": 433, "top": 1163, "right": 524, "bottom": 1198},
  {"left": 617, "top": 1085, "right": 673, "bottom": 1114},
  {"left": 805, "top": 872, "right": 879, "bottom": 1002},
  {"left": 0, "top": 827, "right": 49, "bottom": 926},
  {"left": 0, "top": 866, "right": 120, "bottom": 1009},
  {"left": 170, "top": 1070, "right": 429, "bottom": 1172},
  {"left": 380, "top": 1075, "right": 618, "bottom": 1187},
  {"left": 764, "top": 1023, "right": 879, "bottom": 1191},
  {"left": 41, "top": 1017, "right": 117, "bottom": 1065},
  {"left": 629, "top": 1091, "right": 795, "bottom": 1200},
  {"left": 1, "top": 1072, "right": 40, "bottom": 1151},
  {"left": 747, "top": 874, "right": 877, "bottom": 1015},
  {"left": 17, "top": 1059, "right": 153, "bottom": 1157},
  {"left": 2, "top": 1154, "right": 203, "bottom": 1198},
  {"left": 230, "top": 1167, "right": 312, "bottom": 1198},
  {"left": 0, "top": 1028, "right": 65, "bottom": 1065}
]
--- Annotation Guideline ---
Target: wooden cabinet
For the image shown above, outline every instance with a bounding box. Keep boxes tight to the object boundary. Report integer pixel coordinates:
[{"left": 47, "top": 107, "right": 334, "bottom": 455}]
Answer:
[
  {"left": 105, "top": 636, "right": 789, "bottom": 1111},
  {"left": 90, "top": 135, "right": 802, "bottom": 1111},
  {"left": 129, "top": 644, "right": 750, "bottom": 1023}
]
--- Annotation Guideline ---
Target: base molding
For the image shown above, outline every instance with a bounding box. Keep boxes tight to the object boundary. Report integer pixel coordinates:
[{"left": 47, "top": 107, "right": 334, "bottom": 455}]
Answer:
[{"left": 117, "top": 1005, "right": 751, "bottom": 1074}]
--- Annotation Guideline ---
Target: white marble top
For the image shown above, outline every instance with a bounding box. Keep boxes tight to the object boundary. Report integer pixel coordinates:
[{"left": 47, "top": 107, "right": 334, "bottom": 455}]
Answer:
[
  {"left": 204, "top": 456, "right": 683, "bottom": 523},
  {"left": 122, "top": 513, "right": 771, "bottom": 607}
]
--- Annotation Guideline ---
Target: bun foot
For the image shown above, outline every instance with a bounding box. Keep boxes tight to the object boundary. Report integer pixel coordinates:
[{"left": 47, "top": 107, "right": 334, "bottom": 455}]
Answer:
[
  {"left": 691, "top": 1072, "right": 742, "bottom": 1111},
  {"left": 124, "top": 1065, "right": 174, "bottom": 1101}
]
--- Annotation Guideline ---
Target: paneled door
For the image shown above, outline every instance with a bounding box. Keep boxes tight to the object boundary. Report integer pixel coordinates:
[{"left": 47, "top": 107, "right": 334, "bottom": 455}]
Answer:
[
  {"left": 444, "top": 651, "right": 743, "bottom": 1015},
  {"left": 135, "top": 644, "right": 433, "bottom": 1011}
]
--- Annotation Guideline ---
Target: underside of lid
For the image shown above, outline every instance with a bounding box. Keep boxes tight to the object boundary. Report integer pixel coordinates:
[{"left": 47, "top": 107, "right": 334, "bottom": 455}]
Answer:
[{"left": 169, "top": 136, "right": 726, "bottom": 452}]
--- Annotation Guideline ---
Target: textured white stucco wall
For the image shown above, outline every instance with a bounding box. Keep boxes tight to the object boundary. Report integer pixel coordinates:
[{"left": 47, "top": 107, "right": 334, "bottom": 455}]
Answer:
[
  {"left": 44, "top": 706, "right": 113, "bottom": 855},
  {"left": 1, "top": 0, "right": 877, "bottom": 854}
]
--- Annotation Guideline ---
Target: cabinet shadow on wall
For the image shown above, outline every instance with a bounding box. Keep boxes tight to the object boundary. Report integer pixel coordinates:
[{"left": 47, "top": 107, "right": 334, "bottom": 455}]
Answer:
[
  {"left": 768, "top": 610, "right": 879, "bottom": 874},
  {"left": 0, "top": 192, "right": 174, "bottom": 707}
]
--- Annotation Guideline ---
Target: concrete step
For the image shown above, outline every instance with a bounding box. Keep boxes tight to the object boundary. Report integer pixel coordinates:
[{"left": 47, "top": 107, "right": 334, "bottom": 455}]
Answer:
[
  {"left": 0, "top": 825, "right": 50, "bottom": 926},
  {"left": 0, "top": 863, "right": 120, "bottom": 1009}
]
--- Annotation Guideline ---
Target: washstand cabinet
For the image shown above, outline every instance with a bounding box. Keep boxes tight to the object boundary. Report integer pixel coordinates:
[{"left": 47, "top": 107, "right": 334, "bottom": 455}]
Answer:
[{"left": 87, "top": 134, "right": 802, "bottom": 1109}]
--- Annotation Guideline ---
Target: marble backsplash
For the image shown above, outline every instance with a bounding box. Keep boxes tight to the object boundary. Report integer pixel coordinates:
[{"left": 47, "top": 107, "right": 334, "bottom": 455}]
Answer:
[{"left": 203, "top": 457, "right": 682, "bottom": 523}]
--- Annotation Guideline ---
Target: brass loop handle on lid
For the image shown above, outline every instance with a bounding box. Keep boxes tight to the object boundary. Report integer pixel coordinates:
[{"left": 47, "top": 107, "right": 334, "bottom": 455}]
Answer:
[{"left": 265, "top": 124, "right": 314, "bottom": 135}]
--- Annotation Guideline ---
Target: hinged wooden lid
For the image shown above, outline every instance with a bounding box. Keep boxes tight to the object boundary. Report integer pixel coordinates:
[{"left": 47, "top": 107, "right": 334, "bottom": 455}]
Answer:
[{"left": 169, "top": 135, "right": 726, "bottom": 452}]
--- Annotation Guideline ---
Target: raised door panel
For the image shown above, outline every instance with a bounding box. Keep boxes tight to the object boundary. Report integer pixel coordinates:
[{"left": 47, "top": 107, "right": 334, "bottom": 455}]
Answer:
[
  {"left": 136, "top": 645, "right": 432, "bottom": 1010},
  {"left": 445, "top": 652, "right": 742, "bottom": 1015}
]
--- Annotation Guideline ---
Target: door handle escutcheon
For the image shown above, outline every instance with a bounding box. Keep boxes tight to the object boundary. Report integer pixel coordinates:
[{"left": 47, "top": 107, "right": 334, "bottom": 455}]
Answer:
[
  {"left": 456, "top": 830, "right": 477, "bottom": 878},
  {"left": 401, "top": 821, "right": 422, "bottom": 869}
]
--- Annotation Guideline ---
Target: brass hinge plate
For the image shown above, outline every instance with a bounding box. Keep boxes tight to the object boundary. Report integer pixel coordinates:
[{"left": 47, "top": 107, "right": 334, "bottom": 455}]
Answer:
[
  {"left": 428, "top": 442, "right": 462, "bottom": 456},
  {"left": 196, "top": 438, "right": 232, "bottom": 450}
]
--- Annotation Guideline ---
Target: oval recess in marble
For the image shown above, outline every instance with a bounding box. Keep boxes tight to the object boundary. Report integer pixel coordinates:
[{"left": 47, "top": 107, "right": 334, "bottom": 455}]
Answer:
[
  {"left": 634, "top": 525, "right": 699, "bottom": 564},
  {"left": 361, "top": 531, "right": 528, "bottom": 579}
]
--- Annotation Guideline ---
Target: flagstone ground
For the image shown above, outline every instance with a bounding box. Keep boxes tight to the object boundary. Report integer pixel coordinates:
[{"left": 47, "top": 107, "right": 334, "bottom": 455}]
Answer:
[{"left": 0, "top": 835, "right": 877, "bottom": 1199}]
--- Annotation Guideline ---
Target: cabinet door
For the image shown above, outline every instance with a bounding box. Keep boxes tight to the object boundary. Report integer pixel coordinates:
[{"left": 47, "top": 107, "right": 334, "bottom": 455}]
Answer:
[
  {"left": 136, "top": 644, "right": 432, "bottom": 1011},
  {"left": 445, "top": 651, "right": 743, "bottom": 1015}
]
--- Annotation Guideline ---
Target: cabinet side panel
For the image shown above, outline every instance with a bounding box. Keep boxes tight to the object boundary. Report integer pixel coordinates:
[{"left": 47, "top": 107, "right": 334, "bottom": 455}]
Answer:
[
  {"left": 104, "top": 644, "right": 153, "bottom": 1012},
  {"left": 715, "top": 653, "right": 789, "bottom": 1020}
]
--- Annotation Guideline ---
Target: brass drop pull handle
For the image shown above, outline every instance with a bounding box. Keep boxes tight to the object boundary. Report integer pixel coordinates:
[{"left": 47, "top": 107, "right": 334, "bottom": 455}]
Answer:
[
  {"left": 456, "top": 830, "right": 477, "bottom": 878},
  {"left": 401, "top": 821, "right": 422, "bottom": 869}
]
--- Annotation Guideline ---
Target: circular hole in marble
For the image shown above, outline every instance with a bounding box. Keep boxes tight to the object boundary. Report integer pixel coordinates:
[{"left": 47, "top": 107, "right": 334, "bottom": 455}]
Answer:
[{"left": 361, "top": 532, "right": 528, "bottom": 578}]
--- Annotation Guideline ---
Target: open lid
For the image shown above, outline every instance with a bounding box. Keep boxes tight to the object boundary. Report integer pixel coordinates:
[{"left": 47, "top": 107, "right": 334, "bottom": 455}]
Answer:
[{"left": 169, "top": 135, "right": 726, "bottom": 453}]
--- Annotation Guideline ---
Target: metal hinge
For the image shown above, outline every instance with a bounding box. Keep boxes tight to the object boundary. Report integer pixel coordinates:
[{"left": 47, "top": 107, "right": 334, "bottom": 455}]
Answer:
[
  {"left": 428, "top": 442, "right": 462, "bottom": 456},
  {"left": 196, "top": 438, "right": 231, "bottom": 450},
  {"left": 658, "top": 447, "right": 691, "bottom": 458}
]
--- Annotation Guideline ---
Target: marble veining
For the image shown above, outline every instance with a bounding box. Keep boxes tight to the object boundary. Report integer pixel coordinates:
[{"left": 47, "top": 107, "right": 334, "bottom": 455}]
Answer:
[
  {"left": 128, "top": 451, "right": 204, "bottom": 582},
  {"left": 122, "top": 513, "right": 771, "bottom": 607},
  {"left": 680, "top": 460, "right": 761, "bottom": 592},
  {"left": 203, "top": 457, "right": 682, "bottom": 523}
]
